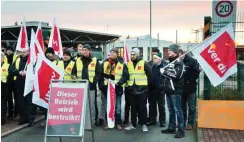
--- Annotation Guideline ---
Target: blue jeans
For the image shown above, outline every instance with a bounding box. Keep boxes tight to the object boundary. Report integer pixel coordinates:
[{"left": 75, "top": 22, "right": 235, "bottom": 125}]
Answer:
[
  {"left": 166, "top": 94, "right": 184, "bottom": 130},
  {"left": 182, "top": 92, "right": 196, "bottom": 126},
  {"left": 104, "top": 95, "right": 122, "bottom": 124}
]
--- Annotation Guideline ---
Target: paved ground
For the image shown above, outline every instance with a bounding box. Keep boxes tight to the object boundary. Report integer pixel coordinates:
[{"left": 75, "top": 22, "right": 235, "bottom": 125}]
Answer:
[
  {"left": 2, "top": 92, "right": 197, "bottom": 142},
  {"left": 2, "top": 120, "right": 197, "bottom": 142},
  {"left": 198, "top": 128, "right": 244, "bottom": 142}
]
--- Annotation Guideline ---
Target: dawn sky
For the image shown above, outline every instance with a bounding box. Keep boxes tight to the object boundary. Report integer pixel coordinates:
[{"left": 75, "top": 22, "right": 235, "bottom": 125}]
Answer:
[{"left": 1, "top": 1, "right": 244, "bottom": 43}]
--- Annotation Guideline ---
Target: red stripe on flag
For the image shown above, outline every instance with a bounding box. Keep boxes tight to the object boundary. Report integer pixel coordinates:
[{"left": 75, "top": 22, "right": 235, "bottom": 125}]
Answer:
[
  {"left": 108, "top": 82, "right": 115, "bottom": 121},
  {"left": 37, "top": 28, "right": 44, "bottom": 50},
  {"left": 20, "top": 26, "right": 27, "bottom": 48},
  {"left": 52, "top": 25, "right": 60, "bottom": 53}
]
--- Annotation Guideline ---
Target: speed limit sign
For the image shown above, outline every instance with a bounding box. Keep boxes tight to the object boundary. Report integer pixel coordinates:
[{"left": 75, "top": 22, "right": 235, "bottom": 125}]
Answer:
[
  {"left": 212, "top": 0, "right": 236, "bottom": 33},
  {"left": 215, "top": 1, "right": 233, "bottom": 17}
]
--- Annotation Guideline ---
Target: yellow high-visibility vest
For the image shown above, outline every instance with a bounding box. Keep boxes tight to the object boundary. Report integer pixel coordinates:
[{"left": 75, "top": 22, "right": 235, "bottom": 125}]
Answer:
[
  {"left": 103, "top": 61, "right": 124, "bottom": 86},
  {"left": 52, "top": 60, "right": 58, "bottom": 65},
  {"left": 13, "top": 57, "right": 21, "bottom": 81},
  {"left": 57, "top": 60, "right": 75, "bottom": 80},
  {"left": 127, "top": 60, "right": 148, "bottom": 86},
  {"left": 76, "top": 57, "right": 97, "bottom": 83},
  {"left": 4, "top": 54, "right": 18, "bottom": 64},
  {"left": 1, "top": 62, "right": 10, "bottom": 83}
]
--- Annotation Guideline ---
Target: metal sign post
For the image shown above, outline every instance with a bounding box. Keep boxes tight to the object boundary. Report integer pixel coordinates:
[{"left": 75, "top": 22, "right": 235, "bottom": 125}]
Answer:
[{"left": 44, "top": 79, "right": 94, "bottom": 142}]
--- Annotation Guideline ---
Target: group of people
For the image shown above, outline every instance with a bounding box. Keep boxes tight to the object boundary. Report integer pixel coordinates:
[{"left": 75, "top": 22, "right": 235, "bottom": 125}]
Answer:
[{"left": 1, "top": 43, "right": 200, "bottom": 139}]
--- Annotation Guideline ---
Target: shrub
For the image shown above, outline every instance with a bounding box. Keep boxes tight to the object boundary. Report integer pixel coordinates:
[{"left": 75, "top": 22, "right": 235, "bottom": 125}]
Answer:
[{"left": 210, "top": 87, "right": 244, "bottom": 100}]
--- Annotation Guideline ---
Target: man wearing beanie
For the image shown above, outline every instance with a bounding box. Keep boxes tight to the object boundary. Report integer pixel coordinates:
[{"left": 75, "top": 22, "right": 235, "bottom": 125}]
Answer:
[
  {"left": 160, "top": 44, "right": 185, "bottom": 138},
  {"left": 9, "top": 48, "right": 37, "bottom": 127},
  {"left": 147, "top": 47, "right": 160, "bottom": 126},
  {"left": 1, "top": 52, "right": 10, "bottom": 125},
  {"left": 74, "top": 44, "right": 102, "bottom": 126},
  {"left": 45, "top": 47, "right": 58, "bottom": 64},
  {"left": 57, "top": 50, "right": 76, "bottom": 80},
  {"left": 5, "top": 46, "right": 19, "bottom": 119},
  {"left": 148, "top": 52, "right": 167, "bottom": 128},
  {"left": 178, "top": 50, "right": 200, "bottom": 130},
  {"left": 100, "top": 47, "right": 129, "bottom": 131},
  {"left": 125, "top": 48, "right": 150, "bottom": 132}
]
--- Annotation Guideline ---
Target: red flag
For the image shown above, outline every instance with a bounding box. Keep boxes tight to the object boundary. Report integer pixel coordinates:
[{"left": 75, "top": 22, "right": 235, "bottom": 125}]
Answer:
[
  {"left": 107, "top": 79, "right": 116, "bottom": 128},
  {"left": 32, "top": 55, "right": 64, "bottom": 108},
  {"left": 36, "top": 22, "right": 44, "bottom": 51},
  {"left": 123, "top": 40, "right": 130, "bottom": 64},
  {"left": 192, "top": 23, "right": 237, "bottom": 87},
  {"left": 16, "top": 18, "right": 29, "bottom": 51},
  {"left": 25, "top": 29, "right": 45, "bottom": 96},
  {"left": 48, "top": 17, "right": 63, "bottom": 57}
]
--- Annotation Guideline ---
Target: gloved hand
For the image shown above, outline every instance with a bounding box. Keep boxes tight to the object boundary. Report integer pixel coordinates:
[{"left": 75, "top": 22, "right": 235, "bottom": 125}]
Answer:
[{"left": 160, "top": 68, "right": 165, "bottom": 74}]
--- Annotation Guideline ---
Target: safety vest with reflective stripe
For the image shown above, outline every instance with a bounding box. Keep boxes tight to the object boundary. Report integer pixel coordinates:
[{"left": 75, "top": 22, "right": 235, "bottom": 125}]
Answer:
[
  {"left": 57, "top": 60, "right": 75, "bottom": 80},
  {"left": 5, "top": 54, "right": 18, "bottom": 64},
  {"left": 52, "top": 60, "right": 58, "bottom": 65},
  {"left": 1, "top": 62, "right": 10, "bottom": 83},
  {"left": 13, "top": 57, "right": 21, "bottom": 81},
  {"left": 76, "top": 57, "right": 97, "bottom": 83},
  {"left": 103, "top": 61, "right": 124, "bottom": 86},
  {"left": 127, "top": 60, "right": 148, "bottom": 86}
]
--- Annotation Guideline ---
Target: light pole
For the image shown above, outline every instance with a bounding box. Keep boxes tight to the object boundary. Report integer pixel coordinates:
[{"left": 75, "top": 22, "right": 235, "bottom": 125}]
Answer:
[{"left": 149, "top": 0, "right": 152, "bottom": 60}]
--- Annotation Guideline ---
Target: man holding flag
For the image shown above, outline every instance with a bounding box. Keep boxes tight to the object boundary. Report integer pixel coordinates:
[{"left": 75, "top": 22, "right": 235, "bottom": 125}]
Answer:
[
  {"left": 100, "top": 47, "right": 129, "bottom": 131},
  {"left": 9, "top": 48, "right": 37, "bottom": 126},
  {"left": 160, "top": 44, "right": 185, "bottom": 138}
]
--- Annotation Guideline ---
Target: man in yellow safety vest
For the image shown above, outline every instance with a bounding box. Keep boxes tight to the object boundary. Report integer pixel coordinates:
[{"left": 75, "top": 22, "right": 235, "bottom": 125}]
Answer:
[
  {"left": 75, "top": 44, "right": 102, "bottom": 126},
  {"left": 1, "top": 52, "right": 10, "bottom": 125},
  {"left": 100, "top": 47, "right": 129, "bottom": 131},
  {"left": 124, "top": 48, "right": 150, "bottom": 132},
  {"left": 5, "top": 46, "right": 19, "bottom": 119},
  {"left": 74, "top": 44, "right": 83, "bottom": 60},
  {"left": 57, "top": 50, "right": 76, "bottom": 80}
]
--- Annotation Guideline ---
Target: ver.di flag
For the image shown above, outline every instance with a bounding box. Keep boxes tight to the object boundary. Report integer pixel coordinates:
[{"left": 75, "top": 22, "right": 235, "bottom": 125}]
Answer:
[
  {"left": 191, "top": 23, "right": 237, "bottom": 87},
  {"left": 48, "top": 17, "right": 63, "bottom": 58},
  {"left": 107, "top": 79, "right": 116, "bottom": 128},
  {"left": 16, "top": 17, "right": 29, "bottom": 51},
  {"left": 123, "top": 40, "right": 130, "bottom": 64},
  {"left": 32, "top": 54, "right": 64, "bottom": 108},
  {"left": 24, "top": 29, "right": 45, "bottom": 96}
]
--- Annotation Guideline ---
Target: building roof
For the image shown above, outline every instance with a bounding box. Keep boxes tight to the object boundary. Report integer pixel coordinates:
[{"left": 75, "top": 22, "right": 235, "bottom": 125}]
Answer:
[{"left": 1, "top": 24, "right": 121, "bottom": 46}]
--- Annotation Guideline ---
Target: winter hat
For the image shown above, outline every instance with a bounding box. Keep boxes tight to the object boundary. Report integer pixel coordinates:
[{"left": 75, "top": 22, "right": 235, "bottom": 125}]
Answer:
[
  {"left": 83, "top": 44, "right": 92, "bottom": 51},
  {"left": 6, "top": 46, "right": 14, "bottom": 52},
  {"left": 152, "top": 47, "right": 160, "bottom": 53},
  {"left": 131, "top": 48, "right": 140, "bottom": 56},
  {"left": 168, "top": 44, "right": 180, "bottom": 54},
  {"left": 45, "top": 47, "right": 55, "bottom": 55},
  {"left": 110, "top": 47, "right": 119, "bottom": 55},
  {"left": 63, "top": 50, "right": 71, "bottom": 57},
  {"left": 153, "top": 52, "right": 162, "bottom": 60}
]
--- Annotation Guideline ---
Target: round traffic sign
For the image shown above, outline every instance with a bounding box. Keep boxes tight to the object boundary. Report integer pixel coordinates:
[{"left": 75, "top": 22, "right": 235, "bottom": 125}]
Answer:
[{"left": 215, "top": 1, "right": 233, "bottom": 17}]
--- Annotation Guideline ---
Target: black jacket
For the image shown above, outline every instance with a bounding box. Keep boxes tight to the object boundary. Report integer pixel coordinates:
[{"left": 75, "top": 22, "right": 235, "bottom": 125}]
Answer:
[
  {"left": 127, "top": 58, "right": 150, "bottom": 95},
  {"left": 147, "top": 60, "right": 154, "bottom": 89},
  {"left": 8, "top": 56, "right": 28, "bottom": 89},
  {"left": 151, "top": 60, "right": 168, "bottom": 90},
  {"left": 99, "top": 57, "right": 129, "bottom": 96},
  {"left": 161, "top": 56, "right": 185, "bottom": 95},
  {"left": 74, "top": 56, "right": 102, "bottom": 90},
  {"left": 182, "top": 55, "right": 200, "bottom": 94}
]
